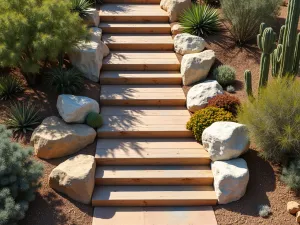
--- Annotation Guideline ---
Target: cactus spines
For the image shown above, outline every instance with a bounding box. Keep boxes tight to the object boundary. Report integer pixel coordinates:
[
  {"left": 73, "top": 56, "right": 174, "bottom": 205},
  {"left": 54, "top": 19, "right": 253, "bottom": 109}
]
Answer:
[
  {"left": 244, "top": 70, "right": 253, "bottom": 99},
  {"left": 278, "top": 25, "right": 286, "bottom": 45},
  {"left": 292, "top": 33, "right": 300, "bottom": 75},
  {"left": 271, "top": 44, "right": 283, "bottom": 77}
]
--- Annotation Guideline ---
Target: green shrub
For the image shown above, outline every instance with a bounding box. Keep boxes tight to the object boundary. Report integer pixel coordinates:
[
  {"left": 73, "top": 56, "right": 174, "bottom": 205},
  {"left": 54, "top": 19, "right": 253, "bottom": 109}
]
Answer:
[
  {"left": 221, "top": 0, "right": 281, "bottom": 45},
  {"left": 71, "top": 0, "right": 93, "bottom": 18},
  {"left": 0, "top": 0, "right": 88, "bottom": 76},
  {"left": 46, "top": 67, "right": 84, "bottom": 95},
  {"left": 281, "top": 159, "right": 300, "bottom": 190},
  {"left": 0, "top": 76, "right": 24, "bottom": 100},
  {"left": 179, "top": 4, "right": 221, "bottom": 37},
  {"left": 5, "top": 102, "right": 41, "bottom": 134},
  {"left": 207, "top": 94, "right": 240, "bottom": 116},
  {"left": 0, "top": 125, "right": 43, "bottom": 225},
  {"left": 85, "top": 112, "right": 103, "bottom": 128},
  {"left": 213, "top": 65, "right": 236, "bottom": 86},
  {"left": 187, "top": 107, "right": 235, "bottom": 142},
  {"left": 238, "top": 77, "right": 300, "bottom": 163}
]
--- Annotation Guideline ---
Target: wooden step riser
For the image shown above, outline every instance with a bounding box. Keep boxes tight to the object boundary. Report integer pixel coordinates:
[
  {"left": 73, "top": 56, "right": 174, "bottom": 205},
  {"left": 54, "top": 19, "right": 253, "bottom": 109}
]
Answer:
[
  {"left": 100, "top": 99, "right": 186, "bottom": 106},
  {"left": 95, "top": 178, "right": 213, "bottom": 186},
  {"left": 102, "top": 0, "right": 160, "bottom": 3},
  {"left": 100, "top": 16, "right": 169, "bottom": 23},
  {"left": 100, "top": 77, "right": 182, "bottom": 85},
  {"left": 102, "top": 64, "right": 180, "bottom": 71},
  {"left": 97, "top": 131, "right": 193, "bottom": 139},
  {"left": 92, "top": 200, "right": 217, "bottom": 207},
  {"left": 101, "top": 27, "right": 171, "bottom": 34},
  {"left": 105, "top": 44, "right": 174, "bottom": 51}
]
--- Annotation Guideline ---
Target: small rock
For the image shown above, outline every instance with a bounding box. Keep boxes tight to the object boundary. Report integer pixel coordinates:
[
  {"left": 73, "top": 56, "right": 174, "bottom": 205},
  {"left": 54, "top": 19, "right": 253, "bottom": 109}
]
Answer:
[
  {"left": 160, "top": 0, "right": 191, "bottom": 23},
  {"left": 89, "top": 27, "right": 103, "bottom": 43},
  {"left": 212, "top": 158, "right": 249, "bottom": 204},
  {"left": 297, "top": 211, "right": 300, "bottom": 223},
  {"left": 49, "top": 154, "right": 96, "bottom": 204},
  {"left": 31, "top": 117, "right": 96, "bottom": 159},
  {"left": 187, "top": 80, "right": 223, "bottom": 112},
  {"left": 181, "top": 50, "right": 216, "bottom": 86},
  {"left": 174, "top": 33, "right": 206, "bottom": 55},
  {"left": 287, "top": 201, "right": 300, "bottom": 215},
  {"left": 171, "top": 22, "right": 184, "bottom": 35},
  {"left": 202, "top": 122, "right": 250, "bottom": 161},
  {"left": 57, "top": 95, "right": 99, "bottom": 123},
  {"left": 83, "top": 8, "right": 100, "bottom": 27}
]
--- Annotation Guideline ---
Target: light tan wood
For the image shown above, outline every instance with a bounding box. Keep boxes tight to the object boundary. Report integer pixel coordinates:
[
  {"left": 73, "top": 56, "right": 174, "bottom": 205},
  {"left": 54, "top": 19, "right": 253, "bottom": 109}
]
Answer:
[
  {"left": 99, "top": 4, "right": 169, "bottom": 22},
  {"left": 100, "top": 71, "right": 182, "bottom": 85},
  {"left": 99, "top": 23, "right": 171, "bottom": 34},
  {"left": 95, "top": 165, "right": 213, "bottom": 185},
  {"left": 100, "top": 85, "right": 186, "bottom": 106},
  {"left": 102, "top": 0, "right": 160, "bottom": 3},
  {"left": 92, "top": 186, "right": 218, "bottom": 206},
  {"left": 102, "top": 34, "right": 174, "bottom": 50},
  {"left": 95, "top": 138, "right": 210, "bottom": 165}
]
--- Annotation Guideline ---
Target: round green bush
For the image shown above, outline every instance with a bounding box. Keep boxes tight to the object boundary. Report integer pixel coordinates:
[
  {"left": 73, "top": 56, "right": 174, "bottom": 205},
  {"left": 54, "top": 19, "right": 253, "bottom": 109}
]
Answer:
[
  {"left": 86, "top": 112, "right": 103, "bottom": 128},
  {"left": 213, "top": 65, "right": 236, "bottom": 86},
  {"left": 186, "top": 107, "right": 236, "bottom": 142}
]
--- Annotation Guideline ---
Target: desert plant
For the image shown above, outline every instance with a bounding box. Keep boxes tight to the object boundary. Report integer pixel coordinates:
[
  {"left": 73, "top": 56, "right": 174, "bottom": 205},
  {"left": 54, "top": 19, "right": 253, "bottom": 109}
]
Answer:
[
  {"left": 71, "top": 0, "right": 93, "bottom": 18},
  {"left": 0, "top": 0, "right": 88, "bottom": 83},
  {"left": 213, "top": 65, "right": 236, "bottom": 86},
  {"left": 238, "top": 77, "right": 300, "bottom": 163},
  {"left": 0, "top": 125, "right": 43, "bottom": 225},
  {"left": 187, "top": 106, "right": 235, "bottom": 142},
  {"left": 85, "top": 112, "right": 103, "bottom": 128},
  {"left": 281, "top": 159, "right": 300, "bottom": 190},
  {"left": 207, "top": 94, "right": 240, "bottom": 116},
  {"left": 221, "top": 0, "right": 281, "bottom": 45},
  {"left": 226, "top": 85, "right": 235, "bottom": 93},
  {"left": 0, "top": 76, "right": 24, "bottom": 100},
  {"left": 258, "top": 205, "right": 272, "bottom": 217},
  {"left": 46, "top": 67, "right": 84, "bottom": 95},
  {"left": 179, "top": 3, "right": 221, "bottom": 37},
  {"left": 5, "top": 102, "right": 42, "bottom": 134}
]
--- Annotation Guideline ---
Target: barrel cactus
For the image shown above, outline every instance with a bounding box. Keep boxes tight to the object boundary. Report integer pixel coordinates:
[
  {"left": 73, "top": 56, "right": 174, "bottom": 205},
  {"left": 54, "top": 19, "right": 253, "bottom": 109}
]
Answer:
[{"left": 85, "top": 112, "right": 103, "bottom": 129}]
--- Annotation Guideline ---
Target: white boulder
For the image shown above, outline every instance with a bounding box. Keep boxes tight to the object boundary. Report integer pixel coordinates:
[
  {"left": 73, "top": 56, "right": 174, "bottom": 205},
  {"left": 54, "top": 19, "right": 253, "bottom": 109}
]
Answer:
[
  {"left": 83, "top": 8, "right": 100, "bottom": 27},
  {"left": 181, "top": 50, "right": 216, "bottom": 86},
  {"left": 69, "top": 41, "right": 104, "bottom": 82},
  {"left": 202, "top": 122, "right": 250, "bottom": 161},
  {"left": 174, "top": 33, "right": 206, "bottom": 55},
  {"left": 49, "top": 154, "right": 96, "bottom": 204},
  {"left": 171, "top": 22, "right": 184, "bottom": 35},
  {"left": 160, "top": 0, "right": 191, "bottom": 23},
  {"left": 31, "top": 117, "right": 96, "bottom": 159},
  {"left": 212, "top": 158, "right": 249, "bottom": 204},
  {"left": 187, "top": 80, "right": 223, "bottom": 112},
  {"left": 57, "top": 95, "right": 99, "bottom": 123}
]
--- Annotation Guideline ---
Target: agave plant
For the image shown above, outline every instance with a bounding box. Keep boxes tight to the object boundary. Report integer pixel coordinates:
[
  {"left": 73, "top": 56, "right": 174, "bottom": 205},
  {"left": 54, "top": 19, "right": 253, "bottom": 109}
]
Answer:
[
  {"left": 0, "top": 76, "right": 24, "bottom": 100},
  {"left": 5, "top": 102, "right": 42, "bottom": 134},
  {"left": 71, "top": 0, "right": 93, "bottom": 18},
  {"left": 179, "top": 3, "right": 221, "bottom": 37},
  {"left": 46, "top": 67, "right": 84, "bottom": 94}
]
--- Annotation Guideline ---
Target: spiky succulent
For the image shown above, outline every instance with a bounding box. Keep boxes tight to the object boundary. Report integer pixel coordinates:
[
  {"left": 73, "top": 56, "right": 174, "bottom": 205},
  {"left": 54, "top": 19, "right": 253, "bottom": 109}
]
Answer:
[{"left": 0, "top": 76, "right": 24, "bottom": 100}]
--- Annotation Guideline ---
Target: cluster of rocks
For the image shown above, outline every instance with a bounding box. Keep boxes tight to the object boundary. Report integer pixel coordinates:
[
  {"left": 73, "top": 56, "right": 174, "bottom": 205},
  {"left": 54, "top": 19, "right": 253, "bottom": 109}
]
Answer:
[
  {"left": 69, "top": 10, "right": 110, "bottom": 82},
  {"left": 203, "top": 121, "right": 250, "bottom": 204},
  {"left": 287, "top": 201, "right": 300, "bottom": 223}
]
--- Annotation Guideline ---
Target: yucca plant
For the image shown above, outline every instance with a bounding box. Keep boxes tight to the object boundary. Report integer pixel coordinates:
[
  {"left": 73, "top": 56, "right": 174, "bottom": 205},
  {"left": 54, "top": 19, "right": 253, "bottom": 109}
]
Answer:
[
  {"left": 5, "top": 102, "right": 42, "bottom": 134},
  {"left": 0, "top": 76, "right": 24, "bottom": 100},
  {"left": 71, "top": 0, "right": 93, "bottom": 18},
  {"left": 46, "top": 67, "right": 84, "bottom": 95},
  {"left": 179, "top": 3, "right": 221, "bottom": 37}
]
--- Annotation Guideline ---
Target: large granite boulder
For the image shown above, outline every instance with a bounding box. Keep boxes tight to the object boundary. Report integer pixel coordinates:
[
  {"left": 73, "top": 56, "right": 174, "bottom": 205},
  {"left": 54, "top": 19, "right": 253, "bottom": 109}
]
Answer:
[
  {"left": 212, "top": 158, "right": 249, "bottom": 204},
  {"left": 171, "top": 22, "right": 184, "bottom": 35},
  {"left": 174, "top": 33, "right": 206, "bottom": 55},
  {"left": 49, "top": 154, "right": 96, "bottom": 204},
  {"left": 202, "top": 122, "right": 250, "bottom": 161},
  {"left": 187, "top": 80, "right": 223, "bottom": 112},
  {"left": 83, "top": 8, "right": 100, "bottom": 27},
  {"left": 57, "top": 95, "right": 99, "bottom": 123},
  {"left": 181, "top": 50, "right": 215, "bottom": 86},
  {"left": 31, "top": 117, "right": 96, "bottom": 159},
  {"left": 160, "top": 0, "right": 191, "bottom": 23},
  {"left": 69, "top": 41, "right": 105, "bottom": 82}
]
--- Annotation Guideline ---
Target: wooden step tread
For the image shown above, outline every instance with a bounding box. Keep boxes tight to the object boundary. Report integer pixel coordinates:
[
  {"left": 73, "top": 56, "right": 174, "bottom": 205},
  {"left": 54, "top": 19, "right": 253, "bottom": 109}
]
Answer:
[
  {"left": 97, "top": 106, "right": 192, "bottom": 138},
  {"left": 92, "top": 185, "right": 217, "bottom": 206},
  {"left": 99, "top": 4, "right": 168, "bottom": 22},
  {"left": 102, "top": 0, "right": 160, "bottom": 3},
  {"left": 92, "top": 206, "right": 218, "bottom": 225},
  {"left": 100, "top": 85, "right": 185, "bottom": 106},
  {"left": 95, "top": 138, "right": 210, "bottom": 165},
  {"left": 99, "top": 22, "right": 171, "bottom": 34},
  {"left": 95, "top": 165, "right": 213, "bottom": 185},
  {"left": 102, "top": 34, "right": 174, "bottom": 50},
  {"left": 102, "top": 51, "right": 180, "bottom": 71},
  {"left": 100, "top": 71, "right": 182, "bottom": 85}
]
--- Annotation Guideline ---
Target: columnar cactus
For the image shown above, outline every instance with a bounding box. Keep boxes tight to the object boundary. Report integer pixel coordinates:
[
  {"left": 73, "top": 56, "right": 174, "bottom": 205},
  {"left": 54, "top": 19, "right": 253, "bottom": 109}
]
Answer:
[{"left": 244, "top": 70, "right": 253, "bottom": 98}]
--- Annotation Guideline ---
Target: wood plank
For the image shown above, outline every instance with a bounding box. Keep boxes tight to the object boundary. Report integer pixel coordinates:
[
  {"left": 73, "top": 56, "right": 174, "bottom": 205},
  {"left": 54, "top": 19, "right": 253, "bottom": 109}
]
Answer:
[
  {"left": 92, "top": 186, "right": 217, "bottom": 206},
  {"left": 99, "top": 22, "right": 171, "bottom": 34},
  {"left": 102, "top": 0, "right": 160, "bottom": 3},
  {"left": 100, "top": 71, "right": 182, "bottom": 85},
  {"left": 95, "top": 165, "right": 213, "bottom": 185}
]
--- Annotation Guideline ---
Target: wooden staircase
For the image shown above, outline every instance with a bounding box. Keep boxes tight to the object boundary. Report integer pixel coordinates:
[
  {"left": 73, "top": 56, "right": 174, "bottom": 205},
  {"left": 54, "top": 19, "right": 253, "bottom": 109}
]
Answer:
[{"left": 92, "top": 1, "right": 217, "bottom": 224}]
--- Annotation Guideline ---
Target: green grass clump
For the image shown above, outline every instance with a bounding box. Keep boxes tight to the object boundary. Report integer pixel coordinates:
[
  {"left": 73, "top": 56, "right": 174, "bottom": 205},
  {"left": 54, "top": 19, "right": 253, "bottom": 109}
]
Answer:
[{"left": 0, "top": 76, "right": 24, "bottom": 100}]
